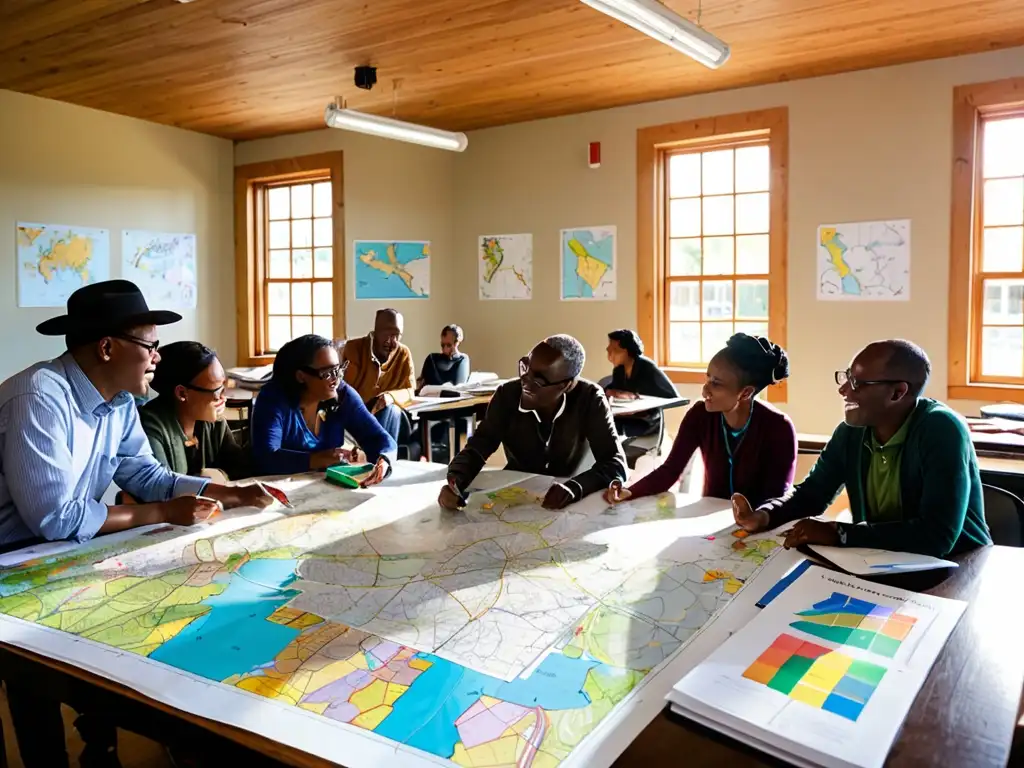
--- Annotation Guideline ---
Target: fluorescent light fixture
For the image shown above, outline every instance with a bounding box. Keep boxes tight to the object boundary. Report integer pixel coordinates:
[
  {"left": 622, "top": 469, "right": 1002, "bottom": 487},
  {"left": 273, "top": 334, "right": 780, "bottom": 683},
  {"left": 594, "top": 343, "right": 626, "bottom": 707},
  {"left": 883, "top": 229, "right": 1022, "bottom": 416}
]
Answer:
[
  {"left": 324, "top": 103, "right": 468, "bottom": 152},
  {"left": 581, "top": 0, "right": 730, "bottom": 69}
]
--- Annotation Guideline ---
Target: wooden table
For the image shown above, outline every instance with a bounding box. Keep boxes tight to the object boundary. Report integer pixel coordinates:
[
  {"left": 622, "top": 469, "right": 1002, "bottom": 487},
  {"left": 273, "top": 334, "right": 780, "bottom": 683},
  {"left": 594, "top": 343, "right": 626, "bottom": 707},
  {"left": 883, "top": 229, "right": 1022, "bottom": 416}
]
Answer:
[{"left": 615, "top": 545, "right": 1024, "bottom": 768}]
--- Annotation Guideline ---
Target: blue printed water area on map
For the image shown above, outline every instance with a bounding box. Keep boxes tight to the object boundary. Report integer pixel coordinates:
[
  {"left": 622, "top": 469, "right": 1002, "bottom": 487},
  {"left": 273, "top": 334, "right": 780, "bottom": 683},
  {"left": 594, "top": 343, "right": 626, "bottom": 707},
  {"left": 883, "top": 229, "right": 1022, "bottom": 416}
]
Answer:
[{"left": 354, "top": 240, "right": 430, "bottom": 299}]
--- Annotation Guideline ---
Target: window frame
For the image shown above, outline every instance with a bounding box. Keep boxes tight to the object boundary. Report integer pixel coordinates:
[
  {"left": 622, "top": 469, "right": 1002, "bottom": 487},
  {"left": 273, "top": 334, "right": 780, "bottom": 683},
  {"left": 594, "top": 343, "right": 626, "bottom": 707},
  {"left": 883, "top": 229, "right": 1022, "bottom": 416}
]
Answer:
[
  {"left": 234, "top": 152, "right": 345, "bottom": 365},
  {"left": 637, "top": 108, "right": 789, "bottom": 402},
  {"left": 948, "top": 78, "right": 1024, "bottom": 402}
]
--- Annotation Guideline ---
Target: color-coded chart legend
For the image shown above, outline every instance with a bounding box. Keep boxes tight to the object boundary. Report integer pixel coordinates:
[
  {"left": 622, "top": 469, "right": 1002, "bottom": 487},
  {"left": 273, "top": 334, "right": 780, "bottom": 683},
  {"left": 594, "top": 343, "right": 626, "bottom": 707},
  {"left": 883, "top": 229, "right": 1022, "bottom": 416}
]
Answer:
[
  {"left": 743, "top": 633, "right": 887, "bottom": 721},
  {"left": 790, "top": 592, "right": 918, "bottom": 658}
]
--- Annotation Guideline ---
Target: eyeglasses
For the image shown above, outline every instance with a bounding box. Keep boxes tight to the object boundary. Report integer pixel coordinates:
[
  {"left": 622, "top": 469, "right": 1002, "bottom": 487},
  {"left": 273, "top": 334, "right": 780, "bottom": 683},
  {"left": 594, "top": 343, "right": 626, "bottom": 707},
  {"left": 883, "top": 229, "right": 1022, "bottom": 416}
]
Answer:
[
  {"left": 518, "top": 356, "right": 573, "bottom": 388},
  {"left": 116, "top": 333, "right": 160, "bottom": 353},
  {"left": 302, "top": 361, "right": 347, "bottom": 381},
  {"left": 185, "top": 384, "right": 226, "bottom": 399},
  {"left": 835, "top": 369, "right": 905, "bottom": 391}
]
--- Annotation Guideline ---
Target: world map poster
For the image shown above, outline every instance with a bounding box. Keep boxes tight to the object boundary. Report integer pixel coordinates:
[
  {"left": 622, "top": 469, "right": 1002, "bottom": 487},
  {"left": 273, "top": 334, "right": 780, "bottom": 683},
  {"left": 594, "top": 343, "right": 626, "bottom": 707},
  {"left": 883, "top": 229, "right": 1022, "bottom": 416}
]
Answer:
[
  {"left": 122, "top": 230, "right": 197, "bottom": 309},
  {"left": 355, "top": 240, "right": 430, "bottom": 300},
  {"left": 560, "top": 226, "right": 616, "bottom": 301},
  {"left": 16, "top": 221, "right": 110, "bottom": 307}
]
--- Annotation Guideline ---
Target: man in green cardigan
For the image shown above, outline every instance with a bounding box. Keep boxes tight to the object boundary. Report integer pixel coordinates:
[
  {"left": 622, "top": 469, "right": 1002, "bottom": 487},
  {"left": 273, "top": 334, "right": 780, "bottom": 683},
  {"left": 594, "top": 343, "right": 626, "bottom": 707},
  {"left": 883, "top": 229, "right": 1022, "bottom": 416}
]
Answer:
[{"left": 733, "top": 339, "right": 991, "bottom": 557}]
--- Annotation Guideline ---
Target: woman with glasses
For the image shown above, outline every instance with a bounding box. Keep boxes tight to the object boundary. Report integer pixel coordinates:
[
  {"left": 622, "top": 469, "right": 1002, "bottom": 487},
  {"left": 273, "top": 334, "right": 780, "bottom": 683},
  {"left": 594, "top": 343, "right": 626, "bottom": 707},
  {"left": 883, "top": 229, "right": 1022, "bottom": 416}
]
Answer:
[
  {"left": 250, "top": 334, "right": 396, "bottom": 483},
  {"left": 140, "top": 341, "right": 253, "bottom": 480},
  {"left": 605, "top": 333, "right": 797, "bottom": 508}
]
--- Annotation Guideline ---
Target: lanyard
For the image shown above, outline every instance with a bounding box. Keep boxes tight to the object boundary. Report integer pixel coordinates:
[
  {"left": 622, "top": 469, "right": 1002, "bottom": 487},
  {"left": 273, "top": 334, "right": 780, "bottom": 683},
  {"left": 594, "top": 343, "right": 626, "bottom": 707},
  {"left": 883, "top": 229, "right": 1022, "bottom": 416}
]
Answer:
[{"left": 721, "top": 407, "right": 753, "bottom": 496}]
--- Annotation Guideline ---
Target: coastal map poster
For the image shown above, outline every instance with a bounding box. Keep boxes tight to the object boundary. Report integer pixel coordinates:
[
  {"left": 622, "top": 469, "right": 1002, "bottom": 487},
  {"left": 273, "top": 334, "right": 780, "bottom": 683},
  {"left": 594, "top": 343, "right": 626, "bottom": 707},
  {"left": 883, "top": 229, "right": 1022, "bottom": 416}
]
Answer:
[
  {"left": 560, "top": 226, "right": 616, "bottom": 301},
  {"left": 16, "top": 222, "right": 111, "bottom": 308},
  {"left": 122, "top": 230, "right": 197, "bottom": 309},
  {"left": 354, "top": 241, "right": 430, "bottom": 300},
  {"left": 479, "top": 234, "right": 532, "bottom": 300},
  {"left": 817, "top": 220, "right": 910, "bottom": 301}
]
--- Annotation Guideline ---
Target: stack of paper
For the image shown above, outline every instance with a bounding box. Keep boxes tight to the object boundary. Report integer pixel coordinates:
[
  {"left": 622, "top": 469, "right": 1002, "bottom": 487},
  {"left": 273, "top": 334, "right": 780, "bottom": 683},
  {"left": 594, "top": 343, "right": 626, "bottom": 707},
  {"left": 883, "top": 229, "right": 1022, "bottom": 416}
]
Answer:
[
  {"left": 807, "top": 546, "right": 958, "bottom": 575},
  {"left": 227, "top": 364, "right": 274, "bottom": 390},
  {"left": 667, "top": 566, "right": 965, "bottom": 768}
]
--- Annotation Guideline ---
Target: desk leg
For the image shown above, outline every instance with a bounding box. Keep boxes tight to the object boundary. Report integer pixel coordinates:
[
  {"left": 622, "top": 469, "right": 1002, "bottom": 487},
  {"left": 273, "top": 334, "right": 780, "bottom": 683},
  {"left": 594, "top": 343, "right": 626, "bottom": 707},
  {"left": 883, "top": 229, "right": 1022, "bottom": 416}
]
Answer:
[
  {"left": 421, "top": 419, "right": 432, "bottom": 462},
  {"left": 449, "top": 421, "right": 457, "bottom": 463}
]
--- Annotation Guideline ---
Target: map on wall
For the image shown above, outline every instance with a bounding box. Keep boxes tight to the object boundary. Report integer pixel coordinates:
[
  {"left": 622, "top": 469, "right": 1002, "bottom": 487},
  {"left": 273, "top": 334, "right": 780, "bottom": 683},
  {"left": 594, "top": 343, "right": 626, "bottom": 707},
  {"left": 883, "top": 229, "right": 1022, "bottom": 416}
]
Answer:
[
  {"left": 122, "top": 230, "right": 197, "bottom": 309},
  {"left": 817, "top": 220, "right": 910, "bottom": 301},
  {"left": 16, "top": 222, "right": 110, "bottom": 307},
  {"left": 0, "top": 472, "right": 784, "bottom": 768},
  {"left": 478, "top": 234, "right": 532, "bottom": 300},
  {"left": 560, "top": 226, "right": 616, "bottom": 301},
  {"left": 354, "top": 241, "right": 430, "bottom": 300}
]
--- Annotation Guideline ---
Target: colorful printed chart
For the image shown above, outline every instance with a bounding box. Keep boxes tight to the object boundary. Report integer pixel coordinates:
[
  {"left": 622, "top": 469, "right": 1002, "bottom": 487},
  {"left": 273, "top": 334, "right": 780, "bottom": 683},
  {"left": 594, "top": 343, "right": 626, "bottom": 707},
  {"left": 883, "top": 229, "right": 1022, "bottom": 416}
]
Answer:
[
  {"left": 742, "top": 633, "right": 887, "bottom": 721},
  {"left": 789, "top": 592, "right": 918, "bottom": 658}
]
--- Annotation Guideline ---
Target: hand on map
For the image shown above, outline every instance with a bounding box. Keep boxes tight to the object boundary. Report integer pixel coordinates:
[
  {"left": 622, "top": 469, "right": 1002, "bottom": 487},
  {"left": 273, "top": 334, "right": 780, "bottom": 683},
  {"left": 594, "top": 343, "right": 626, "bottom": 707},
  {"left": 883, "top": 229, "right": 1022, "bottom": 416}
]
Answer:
[
  {"left": 310, "top": 447, "right": 349, "bottom": 470},
  {"left": 162, "top": 496, "right": 221, "bottom": 526},
  {"left": 202, "top": 483, "right": 275, "bottom": 510},
  {"left": 438, "top": 479, "right": 466, "bottom": 510},
  {"left": 731, "top": 493, "right": 769, "bottom": 532},
  {"left": 605, "top": 390, "right": 638, "bottom": 401},
  {"left": 542, "top": 483, "right": 575, "bottom": 510},
  {"left": 345, "top": 447, "right": 367, "bottom": 464},
  {"left": 782, "top": 519, "right": 839, "bottom": 549},
  {"left": 359, "top": 458, "right": 389, "bottom": 488},
  {"left": 603, "top": 480, "right": 632, "bottom": 505}
]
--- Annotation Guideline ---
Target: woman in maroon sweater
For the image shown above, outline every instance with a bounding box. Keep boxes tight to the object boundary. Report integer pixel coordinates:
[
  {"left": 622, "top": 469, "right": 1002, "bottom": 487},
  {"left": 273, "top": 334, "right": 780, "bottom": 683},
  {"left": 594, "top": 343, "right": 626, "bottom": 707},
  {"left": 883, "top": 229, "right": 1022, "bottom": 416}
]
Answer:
[{"left": 605, "top": 333, "right": 797, "bottom": 507}]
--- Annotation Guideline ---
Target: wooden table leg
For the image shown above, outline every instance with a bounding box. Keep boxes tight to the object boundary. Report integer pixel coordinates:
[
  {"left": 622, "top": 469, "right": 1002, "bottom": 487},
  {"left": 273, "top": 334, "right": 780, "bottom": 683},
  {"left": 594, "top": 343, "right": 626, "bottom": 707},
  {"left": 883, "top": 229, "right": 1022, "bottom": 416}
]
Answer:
[{"left": 421, "top": 418, "right": 432, "bottom": 462}]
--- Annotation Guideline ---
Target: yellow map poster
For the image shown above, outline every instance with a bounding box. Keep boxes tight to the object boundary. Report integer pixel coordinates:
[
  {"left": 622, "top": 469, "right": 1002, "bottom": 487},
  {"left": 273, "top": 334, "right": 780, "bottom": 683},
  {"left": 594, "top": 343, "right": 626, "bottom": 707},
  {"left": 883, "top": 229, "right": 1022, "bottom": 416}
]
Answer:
[
  {"left": 17, "top": 222, "right": 110, "bottom": 307},
  {"left": 560, "top": 226, "right": 616, "bottom": 301}
]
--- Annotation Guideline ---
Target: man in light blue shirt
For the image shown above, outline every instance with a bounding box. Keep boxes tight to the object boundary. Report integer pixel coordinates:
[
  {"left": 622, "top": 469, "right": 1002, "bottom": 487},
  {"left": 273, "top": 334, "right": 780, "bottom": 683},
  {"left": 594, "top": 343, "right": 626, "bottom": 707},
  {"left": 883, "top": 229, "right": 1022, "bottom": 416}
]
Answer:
[{"left": 1, "top": 280, "right": 272, "bottom": 768}]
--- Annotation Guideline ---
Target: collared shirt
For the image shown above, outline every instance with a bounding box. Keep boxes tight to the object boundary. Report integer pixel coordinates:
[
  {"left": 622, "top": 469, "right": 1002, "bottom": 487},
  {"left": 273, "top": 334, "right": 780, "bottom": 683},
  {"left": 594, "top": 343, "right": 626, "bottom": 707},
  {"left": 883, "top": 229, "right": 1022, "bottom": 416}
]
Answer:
[
  {"left": 341, "top": 334, "right": 415, "bottom": 406},
  {"left": 863, "top": 415, "right": 912, "bottom": 523},
  {"left": 518, "top": 393, "right": 568, "bottom": 445},
  {"left": 0, "top": 353, "right": 208, "bottom": 546}
]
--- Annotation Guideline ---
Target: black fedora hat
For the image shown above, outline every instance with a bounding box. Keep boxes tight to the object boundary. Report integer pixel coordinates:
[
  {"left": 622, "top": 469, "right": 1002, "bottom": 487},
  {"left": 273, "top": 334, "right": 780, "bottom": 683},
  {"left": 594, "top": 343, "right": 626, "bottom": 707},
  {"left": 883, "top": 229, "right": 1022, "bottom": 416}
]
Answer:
[{"left": 36, "top": 279, "right": 182, "bottom": 336}]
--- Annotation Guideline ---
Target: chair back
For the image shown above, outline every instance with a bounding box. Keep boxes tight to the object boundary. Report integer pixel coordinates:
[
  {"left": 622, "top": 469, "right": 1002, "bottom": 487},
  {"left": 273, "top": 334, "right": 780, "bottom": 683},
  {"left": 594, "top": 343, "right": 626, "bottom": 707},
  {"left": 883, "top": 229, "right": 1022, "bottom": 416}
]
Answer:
[{"left": 982, "top": 484, "right": 1024, "bottom": 547}]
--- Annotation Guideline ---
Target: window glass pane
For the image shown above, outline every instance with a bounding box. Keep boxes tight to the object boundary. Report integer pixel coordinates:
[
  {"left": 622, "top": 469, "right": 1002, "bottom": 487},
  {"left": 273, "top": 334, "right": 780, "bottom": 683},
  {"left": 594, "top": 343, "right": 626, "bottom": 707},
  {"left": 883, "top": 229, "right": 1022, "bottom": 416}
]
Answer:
[
  {"left": 736, "top": 234, "right": 770, "bottom": 274},
  {"left": 291, "top": 316, "right": 313, "bottom": 339},
  {"left": 267, "top": 317, "right": 290, "bottom": 352},
  {"left": 268, "top": 249, "right": 290, "bottom": 279},
  {"left": 314, "top": 248, "right": 333, "bottom": 278},
  {"left": 735, "top": 322, "right": 769, "bottom": 338},
  {"left": 702, "top": 149, "right": 733, "bottom": 195},
  {"left": 982, "top": 326, "right": 1024, "bottom": 377},
  {"left": 313, "top": 282, "right": 333, "bottom": 315},
  {"left": 702, "top": 237, "right": 734, "bottom": 275},
  {"left": 983, "top": 117, "right": 1024, "bottom": 179},
  {"left": 736, "top": 192, "right": 770, "bottom": 234},
  {"left": 735, "top": 145, "right": 770, "bottom": 193},
  {"left": 292, "top": 249, "right": 313, "bottom": 279},
  {"left": 983, "top": 279, "right": 1024, "bottom": 324},
  {"left": 702, "top": 280, "right": 733, "bottom": 319},
  {"left": 268, "top": 187, "right": 290, "bottom": 220},
  {"left": 313, "top": 181, "right": 333, "bottom": 217},
  {"left": 669, "top": 322, "right": 700, "bottom": 363},
  {"left": 313, "top": 316, "right": 334, "bottom": 340},
  {"left": 983, "top": 178, "right": 1024, "bottom": 227},
  {"left": 292, "top": 219, "right": 313, "bottom": 248},
  {"left": 702, "top": 196, "right": 734, "bottom": 236},
  {"left": 702, "top": 322, "right": 733, "bottom": 362},
  {"left": 669, "top": 282, "right": 700, "bottom": 321},
  {"left": 982, "top": 227, "right": 1024, "bottom": 272},
  {"left": 314, "top": 217, "right": 333, "bottom": 247},
  {"left": 669, "top": 238, "right": 701, "bottom": 275},
  {"left": 267, "top": 282, "right": 289, "bottom": 314},
  {"left": 736, "top": 280, "right": 769, "bottom": 319},
  {"left": 291, "top": 282, "right": 312, "bottom": 315},
  {"left": 291, "top": 184, "right": 313, "bottom": 219},
  {"left": 269, "top": 221, "right": 290, "bottom": 249},
  {"left": 670, "top": 198, "right": 701, "bottom": 238},
  {"left": 669, "top": 153, "right": 701, "bottom": 198}
]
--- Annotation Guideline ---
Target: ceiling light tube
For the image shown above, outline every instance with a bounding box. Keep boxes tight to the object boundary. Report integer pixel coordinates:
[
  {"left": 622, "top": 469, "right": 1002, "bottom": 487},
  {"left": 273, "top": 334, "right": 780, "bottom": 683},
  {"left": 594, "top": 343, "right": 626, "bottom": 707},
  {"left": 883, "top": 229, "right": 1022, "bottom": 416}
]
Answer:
[
  {"left": 581, "top": 0, "right": 730, "bottom": 69},
  {"left": 324, "top": 103, "right": 468, "bottom": 152}
]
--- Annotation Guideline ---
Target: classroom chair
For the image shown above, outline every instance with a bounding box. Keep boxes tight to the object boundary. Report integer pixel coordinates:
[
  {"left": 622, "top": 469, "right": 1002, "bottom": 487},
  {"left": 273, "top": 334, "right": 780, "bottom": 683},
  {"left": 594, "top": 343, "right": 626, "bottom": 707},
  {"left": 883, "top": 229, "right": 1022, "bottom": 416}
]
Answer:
[
  {"left": 598, "top": 376, "right": 667, "bottom": 469},
  {"left": 981, "top": 484, "right": 1024, "bottom": 547}
]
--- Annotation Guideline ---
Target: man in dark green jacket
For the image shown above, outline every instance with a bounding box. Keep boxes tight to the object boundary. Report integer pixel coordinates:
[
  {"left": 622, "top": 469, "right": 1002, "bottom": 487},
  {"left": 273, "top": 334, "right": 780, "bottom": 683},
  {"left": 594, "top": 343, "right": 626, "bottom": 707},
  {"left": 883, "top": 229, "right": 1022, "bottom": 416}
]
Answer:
[{"left": 733, "top": 340, "right": 991, "bottom": 557}]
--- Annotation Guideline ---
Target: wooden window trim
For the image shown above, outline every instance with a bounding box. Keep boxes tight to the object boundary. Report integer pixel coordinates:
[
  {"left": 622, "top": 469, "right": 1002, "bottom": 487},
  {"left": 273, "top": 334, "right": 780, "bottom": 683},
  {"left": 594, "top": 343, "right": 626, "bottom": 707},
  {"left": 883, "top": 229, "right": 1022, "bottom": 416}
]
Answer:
[
  {"left": 234, "top": 152, "right": 345, "bottom": 365},
  {"left": 948, "top": 78, "right": 1024, "bottom": 402},
  {"left": 637, "top": 107, "right": 789, "bottom": 401}
]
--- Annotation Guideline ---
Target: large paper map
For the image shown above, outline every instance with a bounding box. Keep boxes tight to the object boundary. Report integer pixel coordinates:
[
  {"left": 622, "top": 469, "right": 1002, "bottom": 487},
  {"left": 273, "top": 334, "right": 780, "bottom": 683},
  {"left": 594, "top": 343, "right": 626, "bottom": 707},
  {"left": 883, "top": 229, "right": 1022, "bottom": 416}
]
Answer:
[
  {"left": 817, "top": 220, "right": 910, "bottom": 301},
  {"left": 0, "top": 471, "right": 780, "bottom": 767},
  {"left": 122, "top": 230, "right": 197, "bottom": 309},
  {"left": 355, "top": 240, "right": 430, "bottom": 299},
  {"left": 561, "top": 226, "right": 616, "bottom": 301},
  {"left": 479, "top": 234, "right": 532, "bottom": 300},
  {"left": 16, "top": 221, "right": 110, "bottom": 307}
]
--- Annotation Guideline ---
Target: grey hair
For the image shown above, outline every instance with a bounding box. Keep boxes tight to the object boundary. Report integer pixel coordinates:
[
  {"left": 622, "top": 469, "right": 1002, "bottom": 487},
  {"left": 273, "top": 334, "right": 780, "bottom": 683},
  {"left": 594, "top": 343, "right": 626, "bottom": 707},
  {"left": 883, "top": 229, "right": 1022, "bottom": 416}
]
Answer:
[{"left": 544, "top": 334, "right": 585, "bottom": 378}]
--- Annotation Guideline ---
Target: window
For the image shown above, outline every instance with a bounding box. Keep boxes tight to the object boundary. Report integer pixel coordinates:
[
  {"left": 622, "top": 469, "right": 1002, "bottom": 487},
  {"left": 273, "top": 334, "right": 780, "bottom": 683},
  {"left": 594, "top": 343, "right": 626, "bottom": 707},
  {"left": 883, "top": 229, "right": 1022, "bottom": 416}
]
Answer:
[
  {"left": 949, "top": 79, "right": 1024, "bottom": 400},
  {"left": 235, "top": 153, "right": 344, "bottom": 364},
  {"left": 637, "top": 108, "right": 788, "bottom": 401}
]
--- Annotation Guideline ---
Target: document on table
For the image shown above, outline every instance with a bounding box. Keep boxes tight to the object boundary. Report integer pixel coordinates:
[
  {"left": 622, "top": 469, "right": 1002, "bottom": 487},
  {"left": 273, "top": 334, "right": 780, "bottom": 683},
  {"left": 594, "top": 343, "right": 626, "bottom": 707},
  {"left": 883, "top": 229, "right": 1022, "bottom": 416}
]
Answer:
[{"left": 807, "top": 546, "right": 958, "bottom": 575}]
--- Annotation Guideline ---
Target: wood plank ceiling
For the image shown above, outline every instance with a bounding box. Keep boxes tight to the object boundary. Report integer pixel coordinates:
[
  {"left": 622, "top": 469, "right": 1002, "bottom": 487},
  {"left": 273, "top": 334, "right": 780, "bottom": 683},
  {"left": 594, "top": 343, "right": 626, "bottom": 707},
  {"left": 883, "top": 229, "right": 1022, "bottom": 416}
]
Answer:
[{"left": 3, "top": 0, "right": 1024, "bottom": 141}]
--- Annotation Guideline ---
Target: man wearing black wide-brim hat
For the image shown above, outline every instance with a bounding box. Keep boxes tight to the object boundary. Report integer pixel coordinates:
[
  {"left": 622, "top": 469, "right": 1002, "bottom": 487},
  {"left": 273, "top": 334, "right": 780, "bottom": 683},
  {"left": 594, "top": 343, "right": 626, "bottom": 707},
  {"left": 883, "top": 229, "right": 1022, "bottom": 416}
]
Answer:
[{"left": 0, "top": 280, "right": 274, "bottom": 767}]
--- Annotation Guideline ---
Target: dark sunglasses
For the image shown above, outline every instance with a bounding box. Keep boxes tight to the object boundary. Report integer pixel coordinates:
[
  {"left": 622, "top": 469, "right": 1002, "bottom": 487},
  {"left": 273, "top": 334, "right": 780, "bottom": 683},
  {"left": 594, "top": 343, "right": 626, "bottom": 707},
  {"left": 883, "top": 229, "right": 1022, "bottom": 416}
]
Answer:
[
  {"left": 518, "top": 356, "right": 573, "bottom": 388},
  {"left": 302, "top": 360, "right": 348, "bottom": 381},
  {"left": 835, "top": 369, "right": 905, "bottom": 391},
  {"left": 115, "top": 333, "right": 160, "bottom": 353}
]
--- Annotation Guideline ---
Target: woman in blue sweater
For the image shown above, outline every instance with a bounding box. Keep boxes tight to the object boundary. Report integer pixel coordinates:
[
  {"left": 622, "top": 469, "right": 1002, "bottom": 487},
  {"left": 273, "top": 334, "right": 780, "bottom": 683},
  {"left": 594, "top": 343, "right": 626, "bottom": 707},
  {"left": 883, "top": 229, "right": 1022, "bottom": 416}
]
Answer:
[{"left": 250, "top": 334, "right": 397, "bottom": 484}]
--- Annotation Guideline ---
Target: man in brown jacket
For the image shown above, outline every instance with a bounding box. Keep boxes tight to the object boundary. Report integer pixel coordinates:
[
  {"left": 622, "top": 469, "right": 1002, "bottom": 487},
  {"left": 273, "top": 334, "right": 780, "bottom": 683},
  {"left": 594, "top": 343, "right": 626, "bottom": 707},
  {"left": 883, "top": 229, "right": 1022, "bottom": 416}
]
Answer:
[{"left": 342, "top": 308, "right": 416, "bottom": 444}]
